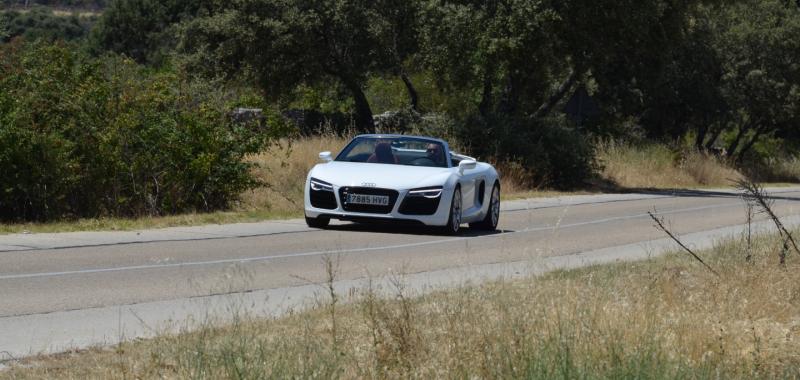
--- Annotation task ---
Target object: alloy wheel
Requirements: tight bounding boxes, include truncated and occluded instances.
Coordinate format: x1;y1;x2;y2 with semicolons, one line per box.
451;189;462;232
490;186;500;228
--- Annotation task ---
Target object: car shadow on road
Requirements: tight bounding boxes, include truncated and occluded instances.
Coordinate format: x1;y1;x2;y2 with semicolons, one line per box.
324;222;511;237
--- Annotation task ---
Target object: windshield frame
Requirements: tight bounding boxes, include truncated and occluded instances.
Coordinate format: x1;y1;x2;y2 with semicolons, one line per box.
335;136;452;168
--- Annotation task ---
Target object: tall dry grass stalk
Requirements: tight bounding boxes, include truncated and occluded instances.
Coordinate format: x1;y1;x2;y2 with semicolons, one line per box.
6;231;800;379
239;134;351;216
598;140;742;189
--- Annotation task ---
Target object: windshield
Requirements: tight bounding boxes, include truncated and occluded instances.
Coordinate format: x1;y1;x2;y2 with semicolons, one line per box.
335;137;449;168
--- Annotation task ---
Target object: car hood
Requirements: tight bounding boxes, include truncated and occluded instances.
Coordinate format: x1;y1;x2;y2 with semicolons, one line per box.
310;162;452;189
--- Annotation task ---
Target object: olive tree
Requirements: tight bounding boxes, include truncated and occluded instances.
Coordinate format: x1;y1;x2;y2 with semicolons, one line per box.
181;0;420;133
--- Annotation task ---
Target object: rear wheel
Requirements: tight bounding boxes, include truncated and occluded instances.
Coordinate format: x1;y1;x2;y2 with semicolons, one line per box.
470;183;500;231
305;215;330;229
442;187;462;235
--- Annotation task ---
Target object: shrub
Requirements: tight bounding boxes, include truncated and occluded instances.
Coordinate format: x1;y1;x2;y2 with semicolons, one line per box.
458;115;598;189
0;40;282;221
0;7;94;43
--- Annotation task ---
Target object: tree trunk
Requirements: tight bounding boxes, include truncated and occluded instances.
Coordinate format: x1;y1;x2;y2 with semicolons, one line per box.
344;80;375;134
704;126;724;150
533;69;579;119
695;122;709;151
736;125;767;163
726;125;748;159
478;76;493;119
399;70;419;112
497;73;519;115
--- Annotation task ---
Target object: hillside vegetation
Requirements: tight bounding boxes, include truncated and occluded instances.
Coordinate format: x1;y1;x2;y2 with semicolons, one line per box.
1;0;799;223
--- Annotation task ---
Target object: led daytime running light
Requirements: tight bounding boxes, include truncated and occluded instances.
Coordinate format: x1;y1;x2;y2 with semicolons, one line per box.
408;187;442;198
310;178;334;191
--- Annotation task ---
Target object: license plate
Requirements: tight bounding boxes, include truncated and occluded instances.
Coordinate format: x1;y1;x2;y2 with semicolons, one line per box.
347;193;389;206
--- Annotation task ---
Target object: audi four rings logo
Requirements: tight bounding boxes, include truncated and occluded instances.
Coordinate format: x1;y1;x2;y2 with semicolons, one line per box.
361;182;377;187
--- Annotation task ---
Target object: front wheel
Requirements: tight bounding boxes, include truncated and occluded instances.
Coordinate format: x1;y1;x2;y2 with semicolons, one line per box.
442;187;462;235
305;215;330;229
470;183;500;231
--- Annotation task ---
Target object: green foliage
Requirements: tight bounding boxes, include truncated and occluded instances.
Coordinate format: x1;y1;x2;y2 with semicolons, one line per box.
88;0;209;64
180;0;426;133
638;0;800;161
6;0;800;200
420;0;561;117
715;0;800;159
0;7;94;42
413;0;702;187
0;16;7;39
0;40;281;221
290;82;354;115
462;115;598;189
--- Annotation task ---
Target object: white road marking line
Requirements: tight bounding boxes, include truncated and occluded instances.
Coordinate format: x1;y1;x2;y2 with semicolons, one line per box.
0;200;764;281
518;201;743;233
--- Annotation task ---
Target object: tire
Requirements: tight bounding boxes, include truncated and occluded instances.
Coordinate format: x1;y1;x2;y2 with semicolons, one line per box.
305;215;330;229
442;187;462;235
470;183;500;231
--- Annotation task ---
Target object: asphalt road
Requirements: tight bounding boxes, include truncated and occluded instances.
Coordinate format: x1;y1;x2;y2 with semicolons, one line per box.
2;187;800;321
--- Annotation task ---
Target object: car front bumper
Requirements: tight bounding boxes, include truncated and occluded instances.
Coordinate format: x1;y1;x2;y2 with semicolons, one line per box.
304;184;453;227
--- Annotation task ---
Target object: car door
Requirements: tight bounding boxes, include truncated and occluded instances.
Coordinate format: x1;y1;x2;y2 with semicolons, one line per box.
458;165;481;212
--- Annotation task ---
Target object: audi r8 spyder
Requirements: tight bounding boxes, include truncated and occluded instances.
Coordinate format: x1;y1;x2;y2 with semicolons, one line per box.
304;134;500;234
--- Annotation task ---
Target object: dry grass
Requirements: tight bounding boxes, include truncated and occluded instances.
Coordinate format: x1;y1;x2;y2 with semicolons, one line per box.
598;140;743;189
745;156;800;183
0;211;274;235
239;134;351;216
4;230;800;379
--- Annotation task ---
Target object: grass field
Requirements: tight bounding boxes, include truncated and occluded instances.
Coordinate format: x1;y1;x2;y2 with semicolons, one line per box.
3;226;799;379
0;136;793;235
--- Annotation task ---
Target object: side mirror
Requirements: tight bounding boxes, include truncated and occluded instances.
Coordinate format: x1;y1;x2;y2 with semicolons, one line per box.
458;159;477;174
319;151;333;162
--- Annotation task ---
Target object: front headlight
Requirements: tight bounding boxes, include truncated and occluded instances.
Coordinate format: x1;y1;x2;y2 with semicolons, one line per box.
407;186;443;199
310;177;334;192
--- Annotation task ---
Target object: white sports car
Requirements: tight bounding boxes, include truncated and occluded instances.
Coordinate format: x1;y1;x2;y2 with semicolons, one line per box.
304;134;500;234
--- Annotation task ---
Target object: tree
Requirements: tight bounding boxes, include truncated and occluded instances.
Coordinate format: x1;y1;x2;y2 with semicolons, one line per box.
714;0;800;161
638;5;729;146
1;7;92;43
89;0;210;64
420;0;561;119
182;0;409;133
554;0;704;127
371;0;424;111
419;0;704;124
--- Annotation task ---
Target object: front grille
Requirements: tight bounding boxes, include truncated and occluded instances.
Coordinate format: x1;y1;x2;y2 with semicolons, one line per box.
339;187;398;214
399;195;441;215
310;188;337;209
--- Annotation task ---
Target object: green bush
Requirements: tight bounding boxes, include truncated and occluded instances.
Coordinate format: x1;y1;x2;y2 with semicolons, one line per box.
0;40;280;221
459;115;598;189
0;7;94;43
